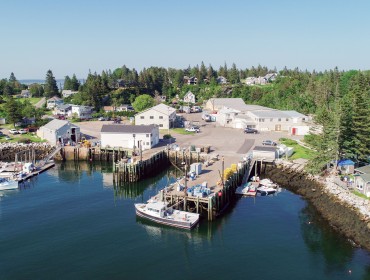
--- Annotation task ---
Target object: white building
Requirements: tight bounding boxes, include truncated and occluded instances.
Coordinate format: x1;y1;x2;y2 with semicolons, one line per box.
53;104;72;116
183;91;196;104
37;119;80;145
70;105;94;119
62;90;78;98
100;124;159;150
47;96;63;109
135;104;176;130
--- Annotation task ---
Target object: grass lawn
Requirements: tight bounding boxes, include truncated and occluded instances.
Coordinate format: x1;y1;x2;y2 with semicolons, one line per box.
18;97;43;105
170;128;195;135
352;190;369;200
0;133;46;143
279;138;316;160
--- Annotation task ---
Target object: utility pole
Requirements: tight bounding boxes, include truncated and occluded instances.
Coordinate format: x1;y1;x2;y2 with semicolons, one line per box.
222;156;225;187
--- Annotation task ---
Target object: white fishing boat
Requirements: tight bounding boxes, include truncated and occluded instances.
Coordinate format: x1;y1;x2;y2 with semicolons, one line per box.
0;177;18;191
257;185;277;195
259;178;278;188
135;200;200;230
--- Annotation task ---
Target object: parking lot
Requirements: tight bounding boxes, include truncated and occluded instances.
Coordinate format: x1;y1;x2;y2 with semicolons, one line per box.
77;113;303;162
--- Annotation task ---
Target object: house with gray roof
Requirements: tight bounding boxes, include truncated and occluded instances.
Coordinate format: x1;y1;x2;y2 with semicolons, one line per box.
36;119;80;145
100;124;159;150
354;165;370;197
135;104;176;129
53;104;72;116
20;90;31;98
47;96;63;109
247;109;309;133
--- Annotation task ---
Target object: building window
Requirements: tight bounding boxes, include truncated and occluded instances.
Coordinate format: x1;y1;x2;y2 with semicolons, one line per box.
278;118;281;122
150;116;154;119
302;118;305;121
159;124;163;127
270;118;273;122
159;116;163;119
140;116;144;119
146;134;149;137
286;118;289;121
146;142;149;145
260;118;264;122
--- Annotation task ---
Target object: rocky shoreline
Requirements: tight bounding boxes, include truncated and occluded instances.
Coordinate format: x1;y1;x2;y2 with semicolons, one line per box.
264;162;370;251
0;143;54;161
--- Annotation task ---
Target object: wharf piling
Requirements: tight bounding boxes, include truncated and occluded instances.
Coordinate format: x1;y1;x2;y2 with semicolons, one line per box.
113;150;170;184
163;159;255;221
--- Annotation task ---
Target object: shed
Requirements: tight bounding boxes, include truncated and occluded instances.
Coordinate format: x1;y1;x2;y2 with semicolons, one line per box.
190;163;202;175
337;159;355;174
252;146;278;161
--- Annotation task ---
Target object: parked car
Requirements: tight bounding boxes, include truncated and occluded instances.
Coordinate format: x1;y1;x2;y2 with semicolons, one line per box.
262;140;277;146
5;136;11;141
98;117;107;121
185;127;200;133
244;128;258;134
9;129;19;134
18;129;27;134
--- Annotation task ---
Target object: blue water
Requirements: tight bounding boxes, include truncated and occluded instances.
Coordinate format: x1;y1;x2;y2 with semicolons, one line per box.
0;163;369;279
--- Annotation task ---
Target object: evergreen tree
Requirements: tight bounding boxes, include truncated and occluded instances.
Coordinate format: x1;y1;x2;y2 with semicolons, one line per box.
350;73;370;162
63;75;72;90
44;70;59;98
228;63;240;84
9;72;17;83
70;74;80;91
4;97;22;127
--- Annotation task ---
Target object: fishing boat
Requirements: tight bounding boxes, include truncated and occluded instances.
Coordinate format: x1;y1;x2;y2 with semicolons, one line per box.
259;178;278;188
0;177;18;191
135;200;200;230
257;185;277;195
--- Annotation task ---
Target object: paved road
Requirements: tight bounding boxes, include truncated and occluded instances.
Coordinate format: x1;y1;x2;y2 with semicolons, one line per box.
34;97;46;108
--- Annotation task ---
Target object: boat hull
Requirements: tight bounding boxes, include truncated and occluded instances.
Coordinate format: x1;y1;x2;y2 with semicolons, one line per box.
135;206;199;230
0;180;18;191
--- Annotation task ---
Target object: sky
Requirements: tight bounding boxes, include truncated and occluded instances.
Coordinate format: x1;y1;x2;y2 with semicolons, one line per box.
1;0;370;79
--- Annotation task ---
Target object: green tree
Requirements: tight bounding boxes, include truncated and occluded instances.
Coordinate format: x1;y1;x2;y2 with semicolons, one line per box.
132;94;155;112
44;70;59;98
29;83;44;97
70;74;80;91
350;74;370;162
63;75;72;90
4;97;22;127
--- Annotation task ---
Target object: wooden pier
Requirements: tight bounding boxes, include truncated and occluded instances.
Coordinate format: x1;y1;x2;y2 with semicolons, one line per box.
159;158;255;221
113;150;170;183
17;161;55;183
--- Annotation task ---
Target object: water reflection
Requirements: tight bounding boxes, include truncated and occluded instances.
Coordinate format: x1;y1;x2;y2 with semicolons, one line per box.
300;203;357;274
113;168;178;199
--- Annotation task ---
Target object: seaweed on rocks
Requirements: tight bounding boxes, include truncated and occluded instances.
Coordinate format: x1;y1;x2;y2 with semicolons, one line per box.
264;165;370;251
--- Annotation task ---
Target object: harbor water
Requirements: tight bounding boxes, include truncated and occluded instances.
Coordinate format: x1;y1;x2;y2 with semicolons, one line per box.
0;162;369;279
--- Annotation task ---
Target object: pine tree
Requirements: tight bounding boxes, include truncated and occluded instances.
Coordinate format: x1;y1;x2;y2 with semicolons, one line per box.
70;74;80;91
63;75;72;90
44;70;59;98
351;73;370;162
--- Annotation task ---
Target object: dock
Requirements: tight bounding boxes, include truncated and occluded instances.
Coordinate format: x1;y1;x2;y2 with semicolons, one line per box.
17;161;55;183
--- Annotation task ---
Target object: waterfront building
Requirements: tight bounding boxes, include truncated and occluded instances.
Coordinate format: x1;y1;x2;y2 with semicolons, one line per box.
100;124;159;150
37;119;80;145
